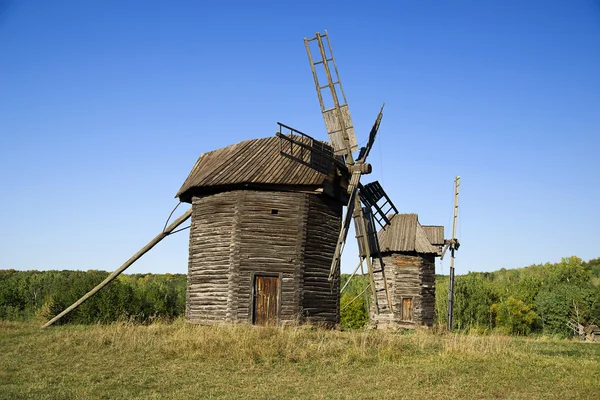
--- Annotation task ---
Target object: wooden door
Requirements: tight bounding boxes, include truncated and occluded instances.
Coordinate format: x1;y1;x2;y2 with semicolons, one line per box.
402;298;413;321
253;276;279;325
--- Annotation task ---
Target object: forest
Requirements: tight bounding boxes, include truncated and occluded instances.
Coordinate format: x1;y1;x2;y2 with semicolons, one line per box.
1;256;599;336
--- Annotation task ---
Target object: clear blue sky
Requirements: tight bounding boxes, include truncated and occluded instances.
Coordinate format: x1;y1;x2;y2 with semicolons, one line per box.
1;1;599;276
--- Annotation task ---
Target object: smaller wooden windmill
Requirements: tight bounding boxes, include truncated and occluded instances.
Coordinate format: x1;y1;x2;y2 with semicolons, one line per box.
440;176;460;331
277;31;399;315
361;178;459;330
367;214;444;329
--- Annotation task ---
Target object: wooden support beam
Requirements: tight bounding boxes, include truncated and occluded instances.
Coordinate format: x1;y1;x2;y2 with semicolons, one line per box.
340;258;364;295
354;193;380;314
41;208;192;328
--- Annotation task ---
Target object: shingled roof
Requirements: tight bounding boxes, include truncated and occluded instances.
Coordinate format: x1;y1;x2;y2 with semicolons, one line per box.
176;136;337;203
378;214;441;255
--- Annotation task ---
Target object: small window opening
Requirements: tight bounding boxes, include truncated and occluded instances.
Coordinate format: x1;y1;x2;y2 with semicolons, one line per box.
271;209;279;215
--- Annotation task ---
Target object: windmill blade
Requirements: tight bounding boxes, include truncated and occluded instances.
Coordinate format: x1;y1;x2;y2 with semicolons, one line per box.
451;176;460;242
447;175;461;332
328;171;361;280
305;31;358;157
357;104;385;162
354;206;379;259
359;181;399;229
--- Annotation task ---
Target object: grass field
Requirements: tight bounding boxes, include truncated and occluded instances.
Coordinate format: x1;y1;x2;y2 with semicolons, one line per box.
1;320;598;399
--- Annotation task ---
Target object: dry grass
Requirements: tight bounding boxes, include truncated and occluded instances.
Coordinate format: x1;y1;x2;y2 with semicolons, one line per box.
1;320;598;399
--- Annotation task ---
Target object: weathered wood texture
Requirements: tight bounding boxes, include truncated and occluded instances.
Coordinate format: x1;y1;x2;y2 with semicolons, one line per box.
301;195;342;324
378;214;438;254
176;137;336;203
371;253;435;329
186;193;235;324
253;276;279;325
235;190;305;324
186;190;341;326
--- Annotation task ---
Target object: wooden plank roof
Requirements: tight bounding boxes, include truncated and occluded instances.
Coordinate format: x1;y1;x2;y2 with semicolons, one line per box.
378;214;440;255
422;226;445;246
176;136;335;202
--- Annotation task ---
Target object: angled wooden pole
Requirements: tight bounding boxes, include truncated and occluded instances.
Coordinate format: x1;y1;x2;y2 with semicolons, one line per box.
340;258;364;295
447;176;460;331
41;208;192;328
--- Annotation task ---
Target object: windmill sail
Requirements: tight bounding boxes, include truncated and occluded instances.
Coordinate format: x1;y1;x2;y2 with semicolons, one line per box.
305;31;358;157
446;176;460;331
359;181;399;229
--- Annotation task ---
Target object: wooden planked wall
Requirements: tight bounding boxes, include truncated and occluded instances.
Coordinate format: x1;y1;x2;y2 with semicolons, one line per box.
187;192;236;324
234;190;306;324
419;254;436;326
186;189;341;326
302;195;342;325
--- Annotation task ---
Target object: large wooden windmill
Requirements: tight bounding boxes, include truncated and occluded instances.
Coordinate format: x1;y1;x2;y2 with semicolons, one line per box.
42;30;397;328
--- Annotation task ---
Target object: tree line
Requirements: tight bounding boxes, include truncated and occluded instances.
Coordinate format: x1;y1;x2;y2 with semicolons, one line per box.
341;256;600;335
1;256;599;335
436;256;600;336
0;270;186;324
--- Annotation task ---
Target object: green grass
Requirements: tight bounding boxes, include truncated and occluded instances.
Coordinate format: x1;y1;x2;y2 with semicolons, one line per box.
1;320;598;399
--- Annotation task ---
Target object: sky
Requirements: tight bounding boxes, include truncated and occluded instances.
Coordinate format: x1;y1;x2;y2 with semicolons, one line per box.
1;1;599;276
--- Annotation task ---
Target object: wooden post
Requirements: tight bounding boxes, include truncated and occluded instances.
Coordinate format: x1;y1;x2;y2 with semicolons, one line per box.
41;208;192;328
359;257;370;315
447;176;460;331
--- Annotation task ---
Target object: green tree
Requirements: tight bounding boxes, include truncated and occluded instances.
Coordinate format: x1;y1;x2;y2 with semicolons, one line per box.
535;284;596;336
340;293;368;330
490;296;539;335
452;272;499;331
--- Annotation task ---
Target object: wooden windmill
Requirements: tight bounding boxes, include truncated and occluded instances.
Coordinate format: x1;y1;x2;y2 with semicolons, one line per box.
277;31;399;315
440;176;460;331
42;30;396;328
367;214;445;329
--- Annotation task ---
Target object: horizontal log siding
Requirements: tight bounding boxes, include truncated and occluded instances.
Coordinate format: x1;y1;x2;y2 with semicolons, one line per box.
186;189;341;326
371;253;435;329
419;254;436;326
235;191;306;323
301;195;342;325
186;193;236;324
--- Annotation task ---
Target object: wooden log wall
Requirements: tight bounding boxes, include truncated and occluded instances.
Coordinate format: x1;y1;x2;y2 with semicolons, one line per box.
420;254;436;326
371;253;436;329
186;189;341;326
234;190;306;324
187;192;236;324
302;195;342;325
